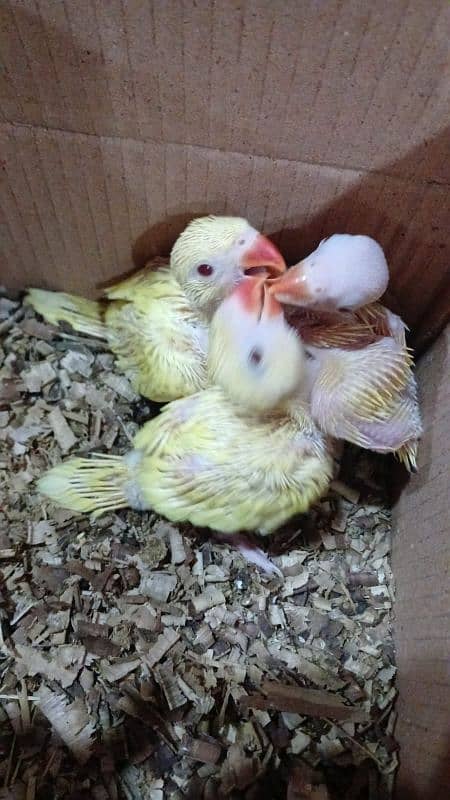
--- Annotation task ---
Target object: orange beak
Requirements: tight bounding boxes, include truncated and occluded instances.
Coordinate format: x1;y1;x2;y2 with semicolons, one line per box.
267;263;313;305
240;234;286;277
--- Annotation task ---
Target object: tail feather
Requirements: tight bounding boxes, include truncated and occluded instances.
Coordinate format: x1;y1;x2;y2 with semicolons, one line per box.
396;441;419;473
37;454;130;517
26;289;107;341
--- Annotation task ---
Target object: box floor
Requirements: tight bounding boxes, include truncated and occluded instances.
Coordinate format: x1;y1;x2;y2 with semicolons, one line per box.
0;296;401;799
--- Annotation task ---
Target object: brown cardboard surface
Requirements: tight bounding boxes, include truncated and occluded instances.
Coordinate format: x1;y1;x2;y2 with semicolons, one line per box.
1;122;449;351
2;1;449;180
1;0;450;350
1;1;450;350
393;326;450;800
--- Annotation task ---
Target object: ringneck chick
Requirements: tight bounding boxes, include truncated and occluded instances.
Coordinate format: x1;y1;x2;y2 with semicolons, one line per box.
268;233;406;349
38;278;333;541
270;233;389;313
27;216;285;402
303;340;422;471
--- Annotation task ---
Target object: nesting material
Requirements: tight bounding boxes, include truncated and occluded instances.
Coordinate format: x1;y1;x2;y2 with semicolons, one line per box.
0;295;399;799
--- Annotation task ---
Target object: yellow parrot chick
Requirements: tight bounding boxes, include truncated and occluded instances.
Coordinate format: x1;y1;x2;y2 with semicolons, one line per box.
26;216;285;402
37;278;333;545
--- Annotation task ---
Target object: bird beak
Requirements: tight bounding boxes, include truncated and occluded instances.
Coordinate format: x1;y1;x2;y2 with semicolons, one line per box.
267;262;312;305
231;276;284;321
261;285;284;319
232;275;266;316
240;234;286;277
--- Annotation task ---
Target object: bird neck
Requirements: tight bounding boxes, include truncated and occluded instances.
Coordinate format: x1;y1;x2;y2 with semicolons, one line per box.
281;352;320;421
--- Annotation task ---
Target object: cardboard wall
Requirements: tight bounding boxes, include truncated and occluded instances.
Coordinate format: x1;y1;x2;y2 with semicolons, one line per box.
1;0;449;352
392;326;450;799
0;2;449;795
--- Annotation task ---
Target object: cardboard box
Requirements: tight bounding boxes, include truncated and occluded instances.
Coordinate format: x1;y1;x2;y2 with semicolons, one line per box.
0;1;449;795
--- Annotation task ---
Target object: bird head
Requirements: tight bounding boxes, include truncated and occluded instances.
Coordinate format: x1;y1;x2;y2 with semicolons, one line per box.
268;234;389;312
170;216;286;314
208;275;305;413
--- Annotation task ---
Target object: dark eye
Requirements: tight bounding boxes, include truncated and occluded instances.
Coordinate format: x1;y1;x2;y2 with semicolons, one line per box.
248;347;263;366
197;264;214;277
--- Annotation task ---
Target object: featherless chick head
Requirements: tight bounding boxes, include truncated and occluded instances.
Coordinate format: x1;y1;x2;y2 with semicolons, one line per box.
270;233;389;312
208;275;305;413
170;215;285;313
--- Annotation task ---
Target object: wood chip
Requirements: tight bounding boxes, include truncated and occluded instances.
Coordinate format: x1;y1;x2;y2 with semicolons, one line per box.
14;644;86;689
241;682;369;723
169;527;187;565
144;629;180;669
36;684;95;764
289;730;312;754
140;572;178;602
47;407;77;452
102;373;138;401
154;664;186;710
331;501;352;532
0;296;399;796
180;735;222;764
190;587;225;614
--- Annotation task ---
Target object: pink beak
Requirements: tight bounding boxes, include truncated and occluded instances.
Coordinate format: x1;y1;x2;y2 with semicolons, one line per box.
230;275;284;319
240;234;286;277
268;263;313;305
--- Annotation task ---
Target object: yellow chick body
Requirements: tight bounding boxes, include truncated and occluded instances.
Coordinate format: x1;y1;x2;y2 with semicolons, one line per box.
39;386;332;534
103;265;209;401
38;278;333;534
27;264;207;402
27;217;285;402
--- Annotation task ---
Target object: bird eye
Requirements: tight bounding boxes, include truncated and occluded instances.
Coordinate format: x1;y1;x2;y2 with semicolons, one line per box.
197;264;214;277
248;347;263;366
238;238;245;246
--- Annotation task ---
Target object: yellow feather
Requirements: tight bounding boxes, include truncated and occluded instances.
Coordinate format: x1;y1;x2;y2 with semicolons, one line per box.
292;301;408;350
26;217;259;403
38;387;333;535
25;289;107;340
396;441;418;472
27;270;208;403
37;455;130;516
104;268;208;402
308;341;422;469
